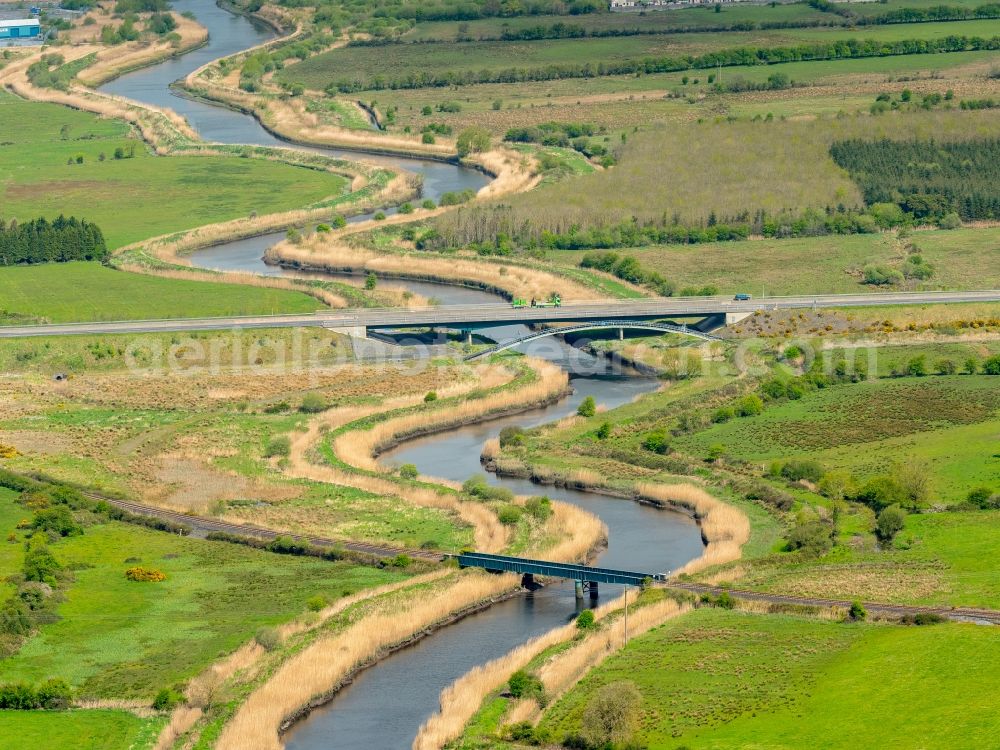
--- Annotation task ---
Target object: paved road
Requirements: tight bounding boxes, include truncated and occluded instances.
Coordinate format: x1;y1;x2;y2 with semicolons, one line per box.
2;290;999;338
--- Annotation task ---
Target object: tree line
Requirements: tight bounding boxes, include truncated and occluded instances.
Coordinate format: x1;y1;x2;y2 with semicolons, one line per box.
0;216;108;266
327;34;1000;91
830;138;1000;221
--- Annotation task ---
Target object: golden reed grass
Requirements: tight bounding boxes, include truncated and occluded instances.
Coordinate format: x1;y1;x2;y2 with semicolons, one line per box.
215;572;519;750
267;235;603;302
331;358;568;472
635;483;750;575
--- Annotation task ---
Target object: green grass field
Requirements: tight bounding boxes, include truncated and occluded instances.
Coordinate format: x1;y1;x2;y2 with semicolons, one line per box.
740;508;1000;607
536;609;1000;749
0;496;405;697
549;226;1000;296
282;18;1000;90
0;709;161;750
0;93;346;248
0;262;322;323
673;375;1000;502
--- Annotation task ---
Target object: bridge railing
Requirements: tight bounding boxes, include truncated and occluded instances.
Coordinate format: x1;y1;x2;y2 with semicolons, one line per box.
456;552;665;586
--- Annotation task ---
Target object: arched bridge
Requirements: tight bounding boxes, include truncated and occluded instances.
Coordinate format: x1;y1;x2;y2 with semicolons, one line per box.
464;321;724;360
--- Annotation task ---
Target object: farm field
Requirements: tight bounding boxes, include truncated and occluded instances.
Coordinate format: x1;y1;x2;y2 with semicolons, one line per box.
531;609;1000;750
0;93;347;248
673;375;1000;503
0;262;323;323
546;226;1000;296
281;18;1000;91
434;108;997;233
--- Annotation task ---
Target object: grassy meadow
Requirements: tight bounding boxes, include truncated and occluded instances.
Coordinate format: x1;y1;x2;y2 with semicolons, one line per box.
544;226;1000;296
445;108;999;229
0;262;323;323
0;709;161;750
0;491;406;698
533;609;1000;750
0;93;347;248
281;18;1000;91
672;374;1000;504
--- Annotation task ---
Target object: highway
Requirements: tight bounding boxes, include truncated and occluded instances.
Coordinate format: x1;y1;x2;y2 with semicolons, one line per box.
1;290;998;338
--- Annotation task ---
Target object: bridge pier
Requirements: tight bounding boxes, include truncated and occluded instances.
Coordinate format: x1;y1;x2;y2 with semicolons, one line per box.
521;572;537;589
462;329;473;345
575;580;599;599
588;581;599;600
617;327;624;340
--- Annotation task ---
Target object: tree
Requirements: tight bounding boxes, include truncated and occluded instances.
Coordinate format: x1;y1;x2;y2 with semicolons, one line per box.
983;355;1000;375
456;127;490;157
935;358;956;375
577;396;596;418
966;486;995;509
876;504;906;543
964;356;979;374
581;681;642;746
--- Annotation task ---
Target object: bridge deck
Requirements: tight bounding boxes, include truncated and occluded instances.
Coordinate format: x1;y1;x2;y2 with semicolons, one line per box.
457;552;664;585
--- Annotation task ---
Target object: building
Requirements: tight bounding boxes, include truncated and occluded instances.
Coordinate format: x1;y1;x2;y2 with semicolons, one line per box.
0;18;41;40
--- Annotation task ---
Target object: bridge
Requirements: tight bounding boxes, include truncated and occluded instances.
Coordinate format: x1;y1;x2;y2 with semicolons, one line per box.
1;290;998;340
464;320;724;359
456;551;664;598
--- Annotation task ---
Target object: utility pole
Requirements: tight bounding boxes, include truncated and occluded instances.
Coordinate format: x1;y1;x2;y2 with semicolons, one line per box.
623;586;629;647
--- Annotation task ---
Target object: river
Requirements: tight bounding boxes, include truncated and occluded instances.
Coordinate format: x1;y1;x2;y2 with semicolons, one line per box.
98;5;704;748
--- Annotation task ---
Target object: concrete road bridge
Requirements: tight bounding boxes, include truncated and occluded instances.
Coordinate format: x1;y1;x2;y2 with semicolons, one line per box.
1;290;998;341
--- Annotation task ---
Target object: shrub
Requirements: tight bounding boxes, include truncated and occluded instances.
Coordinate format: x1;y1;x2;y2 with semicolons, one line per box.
712;406;736;423
299;392;328;413
983;355;1000;375
264;435;291;458
575;609;596;631
935;358;957;375
736;394;764;417
306;595;328;612
854;475;910;511
785;520;833;556
966;486;996;509
23;544;61;584
390;554;411;568
581;681;642;746
508;669;544;701
0;679;71;710
899;612;945;626
152;687;184;711
577;396;596;417
456;126;490;157
423;391;438;402
596;422;611;440
498;425;526;447
254;626;281;652
876;504;906;542
524;496;552;521
398;463;419;480
848;600;867;621
862;263;903;286
779;459;825;483
125;567;166;582
497;505;523;526
30;506;82;537
642;430;670;454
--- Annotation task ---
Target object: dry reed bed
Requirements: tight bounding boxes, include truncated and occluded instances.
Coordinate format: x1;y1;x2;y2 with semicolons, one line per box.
330;358;569;472
636;483;750;575
267;235;602;302
154;570;450;750
76;11;209;87
413;591;687;749
286;362;518;551
215;572;519;750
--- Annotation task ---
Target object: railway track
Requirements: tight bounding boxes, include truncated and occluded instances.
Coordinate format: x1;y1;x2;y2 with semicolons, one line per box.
667;581;1000;625
84;492;446;563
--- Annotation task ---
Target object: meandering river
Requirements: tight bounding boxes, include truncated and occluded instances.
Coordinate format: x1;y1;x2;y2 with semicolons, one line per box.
100;4;704;747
